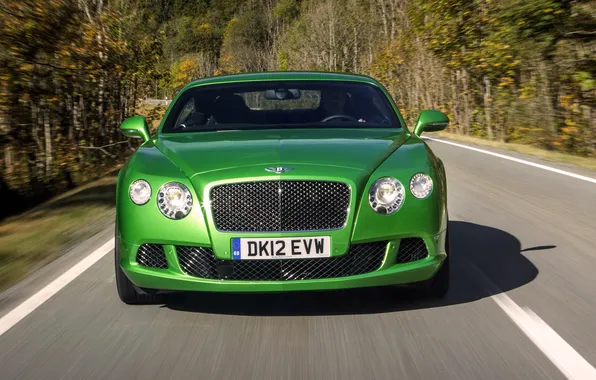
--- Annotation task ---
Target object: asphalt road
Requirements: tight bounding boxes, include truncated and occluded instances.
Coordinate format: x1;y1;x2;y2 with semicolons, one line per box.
1;137;596;380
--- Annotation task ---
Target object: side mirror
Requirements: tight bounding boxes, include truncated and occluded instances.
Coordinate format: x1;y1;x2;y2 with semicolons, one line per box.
120;116;151;143
413;110;449;137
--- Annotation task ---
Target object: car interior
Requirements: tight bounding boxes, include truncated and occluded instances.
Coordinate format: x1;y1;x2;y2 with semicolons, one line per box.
166;82;398;133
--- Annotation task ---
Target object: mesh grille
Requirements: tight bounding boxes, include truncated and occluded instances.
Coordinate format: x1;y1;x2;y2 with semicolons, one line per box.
396;238;428;263
210;180;350;232
177;241;387;281
136;244;168;269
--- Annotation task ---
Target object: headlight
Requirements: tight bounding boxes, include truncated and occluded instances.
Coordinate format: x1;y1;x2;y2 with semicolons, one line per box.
369;177;405;214
157;182;193;219
410;173;433;199
129;180;151;205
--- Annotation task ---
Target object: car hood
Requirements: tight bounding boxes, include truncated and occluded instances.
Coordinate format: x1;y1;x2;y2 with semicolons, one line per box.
155;128;408;178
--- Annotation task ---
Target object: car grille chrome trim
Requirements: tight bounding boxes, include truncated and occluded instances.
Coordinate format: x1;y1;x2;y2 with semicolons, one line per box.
209;180;351;232
396;238;429;263
136;244;168;269
176;242;387;281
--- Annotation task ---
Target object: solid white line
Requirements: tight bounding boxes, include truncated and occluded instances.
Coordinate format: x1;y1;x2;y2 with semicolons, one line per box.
466;262;596;380
423;136;596;184
0;238;114;337
493;294;596;380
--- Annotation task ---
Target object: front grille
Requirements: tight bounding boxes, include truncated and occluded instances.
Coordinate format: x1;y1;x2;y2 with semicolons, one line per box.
136;244;168;269
396;238;428;263
177;241;387;281
210;180;350;232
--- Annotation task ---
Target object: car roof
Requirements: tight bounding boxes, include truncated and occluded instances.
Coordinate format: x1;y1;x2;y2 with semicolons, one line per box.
181;71;381;91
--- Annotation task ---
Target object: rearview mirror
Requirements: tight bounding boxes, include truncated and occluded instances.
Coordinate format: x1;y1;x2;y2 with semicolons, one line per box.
413;110;449;137
264;89;301;100
120;116;151;143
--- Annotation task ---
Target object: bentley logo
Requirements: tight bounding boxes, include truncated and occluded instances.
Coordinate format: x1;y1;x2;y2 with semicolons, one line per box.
265;167;293;174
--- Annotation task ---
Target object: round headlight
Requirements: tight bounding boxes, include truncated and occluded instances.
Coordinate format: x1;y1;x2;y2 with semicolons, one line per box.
129;180;151;205
369;177;405;214
410;173;433;199
157;182;193;219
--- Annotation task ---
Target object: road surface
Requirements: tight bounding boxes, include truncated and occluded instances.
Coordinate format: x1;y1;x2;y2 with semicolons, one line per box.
1;137;595;380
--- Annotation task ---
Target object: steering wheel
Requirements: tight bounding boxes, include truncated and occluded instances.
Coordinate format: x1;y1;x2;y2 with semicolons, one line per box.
321;114;358;123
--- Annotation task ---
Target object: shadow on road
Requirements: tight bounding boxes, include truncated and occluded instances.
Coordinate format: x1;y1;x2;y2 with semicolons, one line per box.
162;221;540;316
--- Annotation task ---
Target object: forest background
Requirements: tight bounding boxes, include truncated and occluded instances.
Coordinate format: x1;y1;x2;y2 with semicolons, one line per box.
1;0;594;218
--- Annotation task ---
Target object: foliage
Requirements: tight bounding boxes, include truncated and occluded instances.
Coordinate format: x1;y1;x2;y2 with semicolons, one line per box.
1;0;595;218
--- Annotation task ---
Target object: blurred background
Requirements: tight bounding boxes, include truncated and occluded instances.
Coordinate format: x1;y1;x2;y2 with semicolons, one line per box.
0;0;594;289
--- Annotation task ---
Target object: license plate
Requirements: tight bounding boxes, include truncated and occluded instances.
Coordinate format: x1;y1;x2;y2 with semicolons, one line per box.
231;237;331;260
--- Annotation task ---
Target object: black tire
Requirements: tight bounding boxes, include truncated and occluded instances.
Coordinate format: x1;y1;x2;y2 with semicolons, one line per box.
115;225;160;305
419;228;450;298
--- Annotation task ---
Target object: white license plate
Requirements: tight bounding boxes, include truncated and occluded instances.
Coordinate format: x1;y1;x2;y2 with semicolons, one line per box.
231;237;331;260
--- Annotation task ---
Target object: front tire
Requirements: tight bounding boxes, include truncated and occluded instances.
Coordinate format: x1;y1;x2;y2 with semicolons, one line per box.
115;225;159;305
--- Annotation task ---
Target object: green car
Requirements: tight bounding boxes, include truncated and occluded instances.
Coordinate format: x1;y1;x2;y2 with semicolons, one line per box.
115;71;450;304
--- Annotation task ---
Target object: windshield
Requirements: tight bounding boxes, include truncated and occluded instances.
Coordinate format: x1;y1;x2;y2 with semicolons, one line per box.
162;81;401;133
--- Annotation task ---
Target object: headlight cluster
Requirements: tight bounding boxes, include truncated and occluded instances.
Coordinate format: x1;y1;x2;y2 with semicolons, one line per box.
129;180;193;220
410;173;433;199
369;177;404;214
369;173;433;214
129;180;151;205
157;182;193;219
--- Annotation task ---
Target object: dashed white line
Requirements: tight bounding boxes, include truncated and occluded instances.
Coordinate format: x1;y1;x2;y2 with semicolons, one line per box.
466;262;596;380
423;136;596;184
493;294;596;380
0;238;114;337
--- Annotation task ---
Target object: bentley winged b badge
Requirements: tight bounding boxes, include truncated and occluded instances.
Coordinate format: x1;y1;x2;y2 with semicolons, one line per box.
265;167;294;174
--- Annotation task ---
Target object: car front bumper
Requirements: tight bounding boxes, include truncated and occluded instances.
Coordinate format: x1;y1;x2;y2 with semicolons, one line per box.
118;230;447;293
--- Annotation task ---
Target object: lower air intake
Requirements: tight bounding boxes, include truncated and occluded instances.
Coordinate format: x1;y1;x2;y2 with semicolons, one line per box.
136;244;168;269
396;238;429;263
176;242;387;281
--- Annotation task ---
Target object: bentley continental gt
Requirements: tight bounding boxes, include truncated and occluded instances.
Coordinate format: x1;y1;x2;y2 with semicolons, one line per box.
116;71;450;304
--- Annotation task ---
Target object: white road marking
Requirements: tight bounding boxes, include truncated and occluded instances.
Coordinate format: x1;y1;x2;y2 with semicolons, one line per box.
493;294;596;380
466;262;596;380
0;238;114;337
423;136;596;184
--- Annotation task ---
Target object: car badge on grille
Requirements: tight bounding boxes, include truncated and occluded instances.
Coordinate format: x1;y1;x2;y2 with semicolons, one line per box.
265;167;293;174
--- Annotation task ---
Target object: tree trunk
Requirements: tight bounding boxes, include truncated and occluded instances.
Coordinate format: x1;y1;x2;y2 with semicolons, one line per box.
132;75;138;112
32;103;41;151
353;25;358;72
462;69;471;135
44;107;52;177
377;0;389;38
453;71;461;134
71;92;80;141
483;75;493;140
80;95;88;141
4;144;13;175
96;0;106;134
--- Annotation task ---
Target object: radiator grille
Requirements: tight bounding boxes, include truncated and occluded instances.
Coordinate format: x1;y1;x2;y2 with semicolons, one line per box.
210;180;350;232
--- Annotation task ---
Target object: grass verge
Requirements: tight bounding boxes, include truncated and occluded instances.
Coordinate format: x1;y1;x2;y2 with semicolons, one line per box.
433;131;596;172
0;172;118;291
